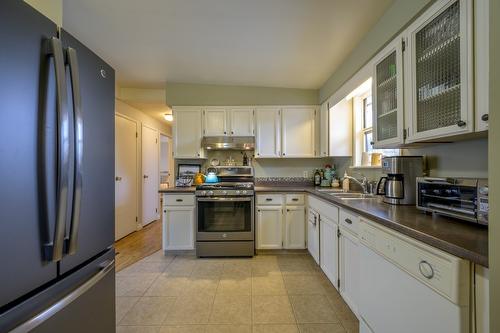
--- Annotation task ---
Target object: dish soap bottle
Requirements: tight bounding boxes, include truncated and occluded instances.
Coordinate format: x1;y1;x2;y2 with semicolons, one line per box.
342;171;350;191
314;169;321;186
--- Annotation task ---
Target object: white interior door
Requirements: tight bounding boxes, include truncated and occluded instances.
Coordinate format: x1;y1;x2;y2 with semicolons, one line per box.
142;124;159;226
115;115;138;240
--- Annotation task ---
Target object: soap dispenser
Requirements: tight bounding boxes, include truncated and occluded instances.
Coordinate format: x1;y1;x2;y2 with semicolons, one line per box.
342;172;350;191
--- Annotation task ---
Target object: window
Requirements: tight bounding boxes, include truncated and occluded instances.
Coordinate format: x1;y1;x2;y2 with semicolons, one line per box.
351;79;399;167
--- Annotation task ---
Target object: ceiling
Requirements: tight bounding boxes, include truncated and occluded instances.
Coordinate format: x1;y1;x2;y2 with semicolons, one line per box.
63;0;393;89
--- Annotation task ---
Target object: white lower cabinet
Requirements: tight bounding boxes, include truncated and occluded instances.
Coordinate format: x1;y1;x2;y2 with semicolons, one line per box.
307;209;320;264
339;226;359;317
162;194;195;251
256;206;283;249
320;214;339;290
256;194;305;250
284;206;306;249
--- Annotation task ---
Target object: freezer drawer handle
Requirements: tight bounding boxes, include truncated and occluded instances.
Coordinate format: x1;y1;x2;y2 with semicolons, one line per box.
66;47;83;256
10;259;115;333
44;37;70;262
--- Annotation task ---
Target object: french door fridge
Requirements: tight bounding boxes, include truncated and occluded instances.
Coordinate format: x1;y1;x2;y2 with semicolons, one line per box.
0;1;115;332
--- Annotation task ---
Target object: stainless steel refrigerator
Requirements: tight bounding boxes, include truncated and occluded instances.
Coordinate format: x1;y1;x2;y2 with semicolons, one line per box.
0;1;115;332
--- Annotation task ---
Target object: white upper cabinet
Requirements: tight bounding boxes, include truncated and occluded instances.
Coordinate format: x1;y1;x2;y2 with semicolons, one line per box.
319;102;329;157
405;0;473;142
173;107;203;158
229;108;254;136
373;36;405;148
474;0;489;132
281;107;316;158
203;107;227;136
255;108;281;158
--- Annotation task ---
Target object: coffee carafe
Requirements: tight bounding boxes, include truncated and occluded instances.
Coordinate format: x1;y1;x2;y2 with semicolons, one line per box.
376;156;423;205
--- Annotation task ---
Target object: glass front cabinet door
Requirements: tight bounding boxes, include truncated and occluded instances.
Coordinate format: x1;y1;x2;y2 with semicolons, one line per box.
372;37;405;148
405;0;473;142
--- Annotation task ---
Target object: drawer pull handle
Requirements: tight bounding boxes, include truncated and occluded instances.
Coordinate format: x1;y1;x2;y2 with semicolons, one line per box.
344;218;352;224
176;199;183;202
418;260;434;279
266;198;273;201
292;198;299;202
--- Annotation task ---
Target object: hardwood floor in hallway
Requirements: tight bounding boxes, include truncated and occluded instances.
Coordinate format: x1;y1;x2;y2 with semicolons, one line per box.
115;220;162;272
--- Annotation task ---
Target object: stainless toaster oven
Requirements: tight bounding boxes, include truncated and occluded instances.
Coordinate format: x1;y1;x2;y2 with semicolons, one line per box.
416;177;488;225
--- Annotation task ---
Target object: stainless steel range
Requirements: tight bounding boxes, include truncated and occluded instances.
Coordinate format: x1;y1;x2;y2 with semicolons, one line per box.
195;166;255;257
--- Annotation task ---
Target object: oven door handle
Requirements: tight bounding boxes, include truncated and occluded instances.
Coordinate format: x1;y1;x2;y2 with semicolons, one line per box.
197;197;252;202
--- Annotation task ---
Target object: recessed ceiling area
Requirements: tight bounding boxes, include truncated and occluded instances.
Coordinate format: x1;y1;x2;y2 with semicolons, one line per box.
63;0;393;89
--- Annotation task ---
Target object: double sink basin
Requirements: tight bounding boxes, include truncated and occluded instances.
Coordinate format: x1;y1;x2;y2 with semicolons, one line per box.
315;188;377;200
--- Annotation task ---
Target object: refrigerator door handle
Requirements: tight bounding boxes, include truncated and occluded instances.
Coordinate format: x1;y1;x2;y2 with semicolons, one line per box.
45;37;70;262
65;47;83;255
9;259;115;333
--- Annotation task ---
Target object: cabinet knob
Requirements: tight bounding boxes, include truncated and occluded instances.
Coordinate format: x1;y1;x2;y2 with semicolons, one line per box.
224;131;227;135
197;153;200;157
370;141;374;146
481;114;489;122
344;218;352;225
143;175;149;179
457;120;467;127
231;131;234;135
282;153;285;156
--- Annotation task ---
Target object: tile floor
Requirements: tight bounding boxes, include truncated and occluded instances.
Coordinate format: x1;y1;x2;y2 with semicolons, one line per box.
116;251;359;333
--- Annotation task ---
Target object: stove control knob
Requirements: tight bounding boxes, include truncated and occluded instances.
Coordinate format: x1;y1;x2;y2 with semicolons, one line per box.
222;190;228;195
242;190;247;195
208;191;214;196
201;191;207;196
235;190;241;195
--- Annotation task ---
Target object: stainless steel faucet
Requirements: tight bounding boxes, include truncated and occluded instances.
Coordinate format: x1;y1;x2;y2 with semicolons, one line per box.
343;174;369;193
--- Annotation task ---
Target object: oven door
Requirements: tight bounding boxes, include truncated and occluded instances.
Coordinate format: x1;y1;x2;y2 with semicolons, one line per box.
197;196;254;241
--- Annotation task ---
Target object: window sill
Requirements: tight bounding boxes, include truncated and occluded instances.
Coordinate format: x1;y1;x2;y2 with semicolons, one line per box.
349;165;382;170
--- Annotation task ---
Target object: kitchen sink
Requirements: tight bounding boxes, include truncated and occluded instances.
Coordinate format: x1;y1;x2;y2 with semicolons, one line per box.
316;188;345;193
329;192;377;199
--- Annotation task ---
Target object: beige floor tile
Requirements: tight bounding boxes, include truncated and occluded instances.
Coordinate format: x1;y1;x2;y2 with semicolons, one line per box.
116;296;140;323
279;262;314;276
252;324;299;333
283;275;325;295
336;304;358;322
252;296;296;324
289;295;338;324
120;296;176;325
298;323;346;333
159;325;206;333
145;276;189;296
222;261;252;277
164;259;197;277
164;294;214;324
119;262;169;275
206;324;252;333
142;251;176;264
251;262;282;277
116;273;159;296
217;277;252;295
192;261;225;277
209;294;252;324
252;276;286;295
116;326;160;333
341;320;359;333
183;276;220;297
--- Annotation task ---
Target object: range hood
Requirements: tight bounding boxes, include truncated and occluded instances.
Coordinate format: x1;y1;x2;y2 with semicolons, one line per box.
202;136;255;151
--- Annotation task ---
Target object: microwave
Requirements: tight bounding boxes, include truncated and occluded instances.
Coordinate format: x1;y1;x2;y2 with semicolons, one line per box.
416;177;488;225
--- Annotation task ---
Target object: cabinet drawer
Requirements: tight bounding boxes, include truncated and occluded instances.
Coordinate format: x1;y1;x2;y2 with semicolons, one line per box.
339;209;359;235
257;194;284;205
308;195;339;222
286;194;305;205
163;194;195;206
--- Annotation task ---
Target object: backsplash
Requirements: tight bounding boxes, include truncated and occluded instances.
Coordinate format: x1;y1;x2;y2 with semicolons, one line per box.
255;177;313;185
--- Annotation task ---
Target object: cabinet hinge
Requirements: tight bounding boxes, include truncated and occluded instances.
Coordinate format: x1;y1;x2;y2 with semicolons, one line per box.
403;128;407;140
155;208;158;213
136;216;138;222
156;138;158;144
337;278;340;288
402;38;406;52
136;132;138;138
337;229;341;238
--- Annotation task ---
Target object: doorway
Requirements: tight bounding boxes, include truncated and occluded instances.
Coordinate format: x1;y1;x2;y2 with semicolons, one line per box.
115;114;138;241
142;124;159;226
160;134;174;188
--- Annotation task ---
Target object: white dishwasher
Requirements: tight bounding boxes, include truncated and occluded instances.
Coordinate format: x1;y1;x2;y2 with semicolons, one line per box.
359;219;470;333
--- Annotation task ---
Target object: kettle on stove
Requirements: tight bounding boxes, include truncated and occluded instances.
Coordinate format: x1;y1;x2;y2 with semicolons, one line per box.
205;167;219;183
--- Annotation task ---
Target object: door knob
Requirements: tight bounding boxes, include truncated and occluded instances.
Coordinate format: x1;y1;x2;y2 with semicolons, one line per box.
115;176;122;181
143;175;149;179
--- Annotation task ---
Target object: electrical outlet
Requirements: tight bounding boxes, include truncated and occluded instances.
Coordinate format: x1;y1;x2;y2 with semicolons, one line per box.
303;171;308;178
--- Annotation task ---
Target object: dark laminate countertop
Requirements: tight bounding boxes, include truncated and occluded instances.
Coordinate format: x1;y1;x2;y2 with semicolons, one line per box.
159;186;196;193
256;184;489;267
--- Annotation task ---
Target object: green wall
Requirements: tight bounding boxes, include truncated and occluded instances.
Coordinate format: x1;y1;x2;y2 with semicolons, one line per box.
489;0;499;329
165;82;318;106
319;0;432;102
